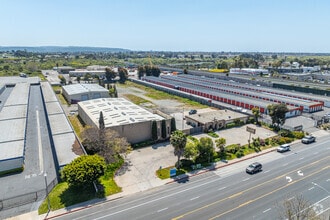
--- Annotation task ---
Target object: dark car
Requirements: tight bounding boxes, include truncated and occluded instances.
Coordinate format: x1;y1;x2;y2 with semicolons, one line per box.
246;162;262;174
189;109;197;115
301;135;316;144
277;144;290;153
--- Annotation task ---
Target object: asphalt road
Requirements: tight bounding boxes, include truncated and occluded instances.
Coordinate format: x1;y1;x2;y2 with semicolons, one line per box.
55;136;330;220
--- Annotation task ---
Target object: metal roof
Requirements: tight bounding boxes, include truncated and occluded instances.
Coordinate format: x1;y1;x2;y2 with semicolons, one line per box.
78;98;164;128
62;84;108;96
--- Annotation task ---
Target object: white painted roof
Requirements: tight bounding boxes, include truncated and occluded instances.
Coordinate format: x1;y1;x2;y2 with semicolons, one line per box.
78;98;164;128
62;84;108;96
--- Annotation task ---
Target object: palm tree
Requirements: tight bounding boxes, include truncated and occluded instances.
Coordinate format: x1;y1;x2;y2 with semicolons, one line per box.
215;138;226;154
170;130;187;168
252;107;261;125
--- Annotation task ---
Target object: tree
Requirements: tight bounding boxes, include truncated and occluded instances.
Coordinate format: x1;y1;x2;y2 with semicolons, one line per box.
77;76;81;83
276;194;319;220
267;103;288;130
161;120;167;139
137;66;145;79
118;67;128;83
81;127;131;164
252;107;261;125
105;67;116;82
183;141;198;163
170;130;187;168
61;155;106;188
99;111;105;130
170;117;176;133
152;120;158;141
197;137;214;163
215;137;226;153
183;68;188;74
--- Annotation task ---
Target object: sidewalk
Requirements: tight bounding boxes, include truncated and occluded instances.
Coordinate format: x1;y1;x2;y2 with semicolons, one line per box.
11;129;330;220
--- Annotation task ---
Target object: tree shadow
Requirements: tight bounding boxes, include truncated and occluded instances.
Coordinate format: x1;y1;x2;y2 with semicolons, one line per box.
172;174;190;184
59;182;106;210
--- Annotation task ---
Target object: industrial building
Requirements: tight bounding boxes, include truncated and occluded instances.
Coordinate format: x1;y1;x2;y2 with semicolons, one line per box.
144;74;325;116
0;78;37;173
78;98;172;144
62;83;109;104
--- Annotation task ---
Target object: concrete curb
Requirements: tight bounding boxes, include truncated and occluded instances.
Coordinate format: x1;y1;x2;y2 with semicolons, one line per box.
166;148;276;184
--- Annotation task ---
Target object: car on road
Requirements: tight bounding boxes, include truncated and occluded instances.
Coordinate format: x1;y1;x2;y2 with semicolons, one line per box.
277;144;290;153
246;162;262;174
189;109;197;115
301;135;316;144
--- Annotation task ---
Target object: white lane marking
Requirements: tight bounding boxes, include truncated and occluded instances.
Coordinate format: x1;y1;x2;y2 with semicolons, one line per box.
25;175;30;179
282;163;288;166
91;177;222;220
242;178;250;182
190;196;200;201
36;110;44;174
297;170;304;176
157;207;168;213
326;179;330;182
313;152;318;155
286;176;292;183
308;187;315;191
263;208;271;213
288;196;294;201
218;187;227;191
299;157;304;160
264;170;270;174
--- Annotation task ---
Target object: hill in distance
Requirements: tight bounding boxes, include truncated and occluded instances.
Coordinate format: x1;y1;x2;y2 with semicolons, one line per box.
0;46;130;53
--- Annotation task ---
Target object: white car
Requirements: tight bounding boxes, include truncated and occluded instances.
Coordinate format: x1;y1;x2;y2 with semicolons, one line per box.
277;144;290;153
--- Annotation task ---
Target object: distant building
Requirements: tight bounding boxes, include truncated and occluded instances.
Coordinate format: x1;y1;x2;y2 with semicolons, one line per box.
68;70;106;77
55;66;75;74
62;83;109;104
78;98;172;144
230;68;269;75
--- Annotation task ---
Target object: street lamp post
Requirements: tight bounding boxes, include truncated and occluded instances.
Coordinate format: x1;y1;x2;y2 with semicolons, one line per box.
44;173;51;212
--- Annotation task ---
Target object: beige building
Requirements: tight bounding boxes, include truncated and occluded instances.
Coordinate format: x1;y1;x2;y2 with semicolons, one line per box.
78;98;173;144
185;109;249;132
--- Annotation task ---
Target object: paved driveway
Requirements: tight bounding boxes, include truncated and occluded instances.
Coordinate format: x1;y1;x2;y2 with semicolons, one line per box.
114;124;278;195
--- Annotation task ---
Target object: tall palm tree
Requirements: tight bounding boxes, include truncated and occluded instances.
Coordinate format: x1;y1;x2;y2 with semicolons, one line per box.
170;130;187;168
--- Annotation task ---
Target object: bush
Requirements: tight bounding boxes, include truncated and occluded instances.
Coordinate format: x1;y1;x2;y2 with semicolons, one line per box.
226;144;240;154
292;131;305;139
207;132;219;138
235;149;245;158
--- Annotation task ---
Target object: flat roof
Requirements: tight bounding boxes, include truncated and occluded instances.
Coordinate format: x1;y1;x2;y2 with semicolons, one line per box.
160;75;321;107
48;114;73;135
62;83;108;96
4;83;30;106
46;102;64;115
0;118;25;143
186;109;248;124
0;76;40;84
0;105;27;120
41;82;58;103
0;140;24;160
78;98;164;128
52;132;79;167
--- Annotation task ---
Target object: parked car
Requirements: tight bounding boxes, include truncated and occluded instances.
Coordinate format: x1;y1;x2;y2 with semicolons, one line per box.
301;135;316;144
246;162;262;174
277;144;290;153
189;109;197;115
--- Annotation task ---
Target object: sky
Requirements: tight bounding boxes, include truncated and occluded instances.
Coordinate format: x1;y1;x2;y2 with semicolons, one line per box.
0;0;329;53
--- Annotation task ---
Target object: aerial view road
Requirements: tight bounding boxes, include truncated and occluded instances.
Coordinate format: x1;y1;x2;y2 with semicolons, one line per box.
54;136;330;220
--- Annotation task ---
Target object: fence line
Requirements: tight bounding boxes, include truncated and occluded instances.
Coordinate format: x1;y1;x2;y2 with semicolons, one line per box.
0;177;57;211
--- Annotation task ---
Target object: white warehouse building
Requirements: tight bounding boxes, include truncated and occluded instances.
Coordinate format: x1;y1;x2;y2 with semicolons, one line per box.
62;83;109;104
78;98;172;144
